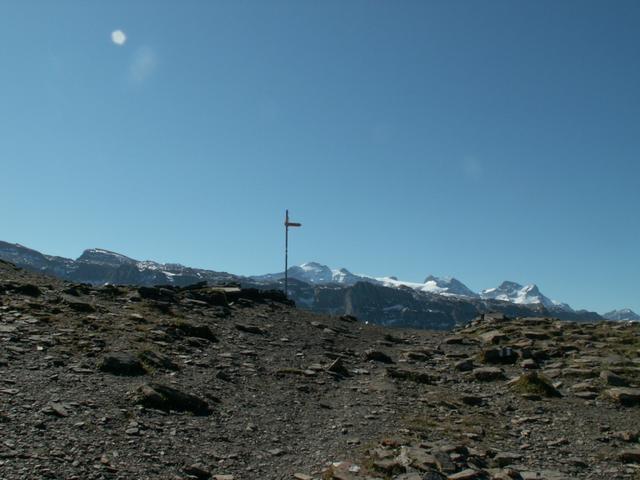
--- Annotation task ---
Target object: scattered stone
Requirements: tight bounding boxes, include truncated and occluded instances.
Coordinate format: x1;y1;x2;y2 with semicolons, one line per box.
183;463;211;479
387;367;435;384
293;474;313;480
235;323;268;335
43;402;69;418
172;321;218;342
326;358;350;377
472;367;505;382
492;452;523;467
447;468;486;479
138;350;179;371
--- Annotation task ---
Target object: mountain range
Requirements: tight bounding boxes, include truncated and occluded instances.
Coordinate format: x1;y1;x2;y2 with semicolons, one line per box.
0;241;237;287
252;261;572;310
1;240;631;329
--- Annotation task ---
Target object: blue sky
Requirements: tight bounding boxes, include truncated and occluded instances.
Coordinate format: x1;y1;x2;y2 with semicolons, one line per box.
1;1;638;314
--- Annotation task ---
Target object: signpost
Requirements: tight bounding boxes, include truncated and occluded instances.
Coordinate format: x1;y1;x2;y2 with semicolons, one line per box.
284;209;301;298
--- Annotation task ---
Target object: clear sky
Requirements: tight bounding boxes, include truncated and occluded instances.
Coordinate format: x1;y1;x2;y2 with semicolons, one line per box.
1;1;638;314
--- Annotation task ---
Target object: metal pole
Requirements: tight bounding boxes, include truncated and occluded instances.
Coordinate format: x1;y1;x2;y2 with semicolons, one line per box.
284;209;288;298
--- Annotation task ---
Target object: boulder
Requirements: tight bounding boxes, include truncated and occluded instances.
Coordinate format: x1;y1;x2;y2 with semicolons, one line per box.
600;370;629;387
364;349;394;364
455;359;475;372
508;372;561;398
134;383;211;415
604;388;640;407
171;321;218;342
618;449;640;463
479;347;518;365
138;286;177;302
14;284;42;297
99;353;146;376
64;298;96;313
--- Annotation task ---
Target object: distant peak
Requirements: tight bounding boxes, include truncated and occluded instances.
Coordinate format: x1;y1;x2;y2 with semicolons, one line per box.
498;280;523;290
522;284;540;294
77;248;135;265
300;261;325;268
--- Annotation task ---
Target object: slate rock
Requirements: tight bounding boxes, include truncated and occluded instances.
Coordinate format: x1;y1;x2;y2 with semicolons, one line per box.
479;347;518;365
183;463;211;479
364;349;394;364
14;284;42;297
99;353;147;376
138;350;179;371
455;359;475;372
605;388;640;406
600;370;629;387
172;321;218;342
134;383;211;415
618;449;640;463
472;367;506;382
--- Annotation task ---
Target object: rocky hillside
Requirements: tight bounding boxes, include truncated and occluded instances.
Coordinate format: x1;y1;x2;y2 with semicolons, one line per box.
1;259;639;479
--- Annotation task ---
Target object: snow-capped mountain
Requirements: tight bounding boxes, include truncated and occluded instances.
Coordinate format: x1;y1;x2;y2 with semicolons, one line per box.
254;262;477;298
251;262;371;286
253;262;576;309
424;275;479;298
603;309;640;321
480;281;572;311
375;275;478;298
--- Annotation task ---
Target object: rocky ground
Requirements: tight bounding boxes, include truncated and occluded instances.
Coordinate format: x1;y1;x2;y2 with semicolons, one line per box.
1;259;639;480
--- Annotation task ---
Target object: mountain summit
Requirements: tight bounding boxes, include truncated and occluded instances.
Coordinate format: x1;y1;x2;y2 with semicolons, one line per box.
423;275;479;298
480;281;572;311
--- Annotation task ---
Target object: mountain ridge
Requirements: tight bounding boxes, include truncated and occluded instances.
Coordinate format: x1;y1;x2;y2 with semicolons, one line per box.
0;240;607;328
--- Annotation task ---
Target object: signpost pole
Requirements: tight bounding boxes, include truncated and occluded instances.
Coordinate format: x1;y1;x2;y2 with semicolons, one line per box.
284;210;289;297
283;209;301;299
